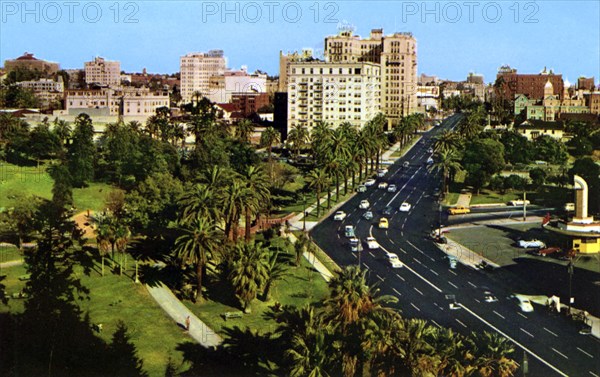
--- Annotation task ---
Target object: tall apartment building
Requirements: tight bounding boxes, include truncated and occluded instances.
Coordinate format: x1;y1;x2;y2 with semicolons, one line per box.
496;65;564;101
84;57;121;87
287;61;380;132
325;29;418;124
278;49;315;92
180;50;227;103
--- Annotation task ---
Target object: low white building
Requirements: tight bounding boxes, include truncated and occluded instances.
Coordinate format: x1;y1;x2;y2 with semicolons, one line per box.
207;67;267;103
17;78;64;108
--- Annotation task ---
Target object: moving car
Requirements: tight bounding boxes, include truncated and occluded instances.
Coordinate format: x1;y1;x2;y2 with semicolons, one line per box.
448;206;470;215
333;211;347;221
564;203;575;211
349;237;359;252
363;211;373;220
387;184;397;193
365;179;376;186
382;206;394;216
483;291;498;303
356;185;367;193
359;200;370;209
344;225;356;238
386;253;403;268
377;168;389;177
518;239;546;249
517;298;534;312
448;255;458;269
366;237;379;249
426;157;434;165
508;200;530;206
378;218;389;229
378;182;388;189
428;147;434;154
399;202;411;212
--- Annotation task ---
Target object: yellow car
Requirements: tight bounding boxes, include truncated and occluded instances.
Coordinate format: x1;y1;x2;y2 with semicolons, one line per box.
378;218;389;229
448;206;470;215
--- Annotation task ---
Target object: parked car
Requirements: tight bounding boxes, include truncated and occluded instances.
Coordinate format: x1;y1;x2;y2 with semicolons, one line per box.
378;217;389;229
387;184;397;193
344;225;356;238
386;253;403;268
365;179;376;186
363;211;373;220
382;206;394;216
508;200;530;206
448;206;470;215
356;185;367;193
366;237;379;249
533;246;561;257
399;202;411;212
378;182;388;189
333;211;347;221
518;239;546;249
359;200;370;209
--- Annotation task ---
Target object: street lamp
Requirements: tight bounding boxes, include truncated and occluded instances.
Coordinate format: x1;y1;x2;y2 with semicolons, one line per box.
567;258;574;315
357;238;363;270
438;201;443;239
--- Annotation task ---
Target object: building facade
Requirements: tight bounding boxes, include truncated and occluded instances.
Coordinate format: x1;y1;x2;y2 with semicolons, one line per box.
84;57;121;87
496;65;564;101
514;80;589;122
65;87;168;119
287;61;381;132
180;50;227;103
17;78;64;109
207;68;267;103
4;52;59;75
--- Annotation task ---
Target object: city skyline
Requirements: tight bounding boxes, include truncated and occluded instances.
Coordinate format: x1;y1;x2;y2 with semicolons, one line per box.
1;1;599;83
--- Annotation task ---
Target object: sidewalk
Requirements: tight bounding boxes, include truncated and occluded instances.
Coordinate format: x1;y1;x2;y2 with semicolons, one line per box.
146;282;223;347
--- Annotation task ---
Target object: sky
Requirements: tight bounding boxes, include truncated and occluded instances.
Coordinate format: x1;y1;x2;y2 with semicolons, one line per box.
1;0;599;84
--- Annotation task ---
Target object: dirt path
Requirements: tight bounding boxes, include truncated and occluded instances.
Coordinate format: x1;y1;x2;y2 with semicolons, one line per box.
72;211;95;239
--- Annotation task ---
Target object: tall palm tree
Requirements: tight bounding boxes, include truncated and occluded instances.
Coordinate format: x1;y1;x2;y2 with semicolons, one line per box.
179;183;222;224
307;168;329;217
433;130;461;154
471;332;519;377
287;124;310;159
229;241;270;312
260;126;281;162
240;165;270;241
262;248;290;301
432;327;472;377
222;180;246;242
311;121;333;165
235;119;255;143
429;149;463;194
401;318;437;375
52;118;72;147
174;216;220;302
362;310;408;376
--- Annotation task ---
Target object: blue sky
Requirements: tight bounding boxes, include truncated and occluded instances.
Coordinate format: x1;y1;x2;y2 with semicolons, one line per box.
1;1;599;84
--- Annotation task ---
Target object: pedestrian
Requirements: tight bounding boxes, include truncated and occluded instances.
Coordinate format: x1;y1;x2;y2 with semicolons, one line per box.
185;315;190;331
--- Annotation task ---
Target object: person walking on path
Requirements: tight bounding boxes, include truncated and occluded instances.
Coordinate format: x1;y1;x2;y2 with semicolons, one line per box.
185;315;191;331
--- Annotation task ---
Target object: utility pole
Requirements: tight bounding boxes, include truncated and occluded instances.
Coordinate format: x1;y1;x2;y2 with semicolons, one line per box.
523;191;527;221
568;258;574;315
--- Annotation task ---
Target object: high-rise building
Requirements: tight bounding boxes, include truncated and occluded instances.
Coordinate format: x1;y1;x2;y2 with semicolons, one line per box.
287;61;380;132
84;57;121;87
495;65;564;101
325;29;418;124
278;49;315;92
180;50;227;103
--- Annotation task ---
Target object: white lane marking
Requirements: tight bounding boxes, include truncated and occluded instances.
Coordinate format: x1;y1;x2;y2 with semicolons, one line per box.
449;270;457;276
385;167;423;207
396;273;405;282
520;328;534;338
448;281;458;289
378;243;443;293
590;371;599;377
392;287;402;296
429;269;439;276
363;264;370;270
474;299;481;303
551;348;569;360
455;319;467;328
369;251;375;257
351;253;357;259
517;312;528;319
376;274;384;282
399;248;407;254
459;304;568;377
410;303;420;312
406;240;436;262
468;281;477;288
432;320;441;328
543;327;558;337
493;311;505;319
413;257;422;264
414;287;424;296
577;347;594;358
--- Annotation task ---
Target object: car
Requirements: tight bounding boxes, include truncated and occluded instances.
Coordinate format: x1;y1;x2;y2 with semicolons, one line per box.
333;211;347;221
448;255;458;269
387;184;397;192
386;253;403;268
366;237;379;249
448;206;470;215
518;239;546;249
403;161;410;168
378;182;388;189
365;179;376;186
349;237;359;251
517;298;534;312
428;147;433;154
344;225;356;238
377;168;389;177
426;157;434;165
483;291;498;303
508;200;531;206
382;206;394;216
359;200;370;209
533;246;561;256
378;217;389;229
363;211;373;220
564;203;575;211
356;185;367;193
399;202;411;212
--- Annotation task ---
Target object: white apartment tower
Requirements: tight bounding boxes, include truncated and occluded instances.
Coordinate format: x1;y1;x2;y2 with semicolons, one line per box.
325;29;418;124
84;57;121;87
287;61;381;132
180;50;227;103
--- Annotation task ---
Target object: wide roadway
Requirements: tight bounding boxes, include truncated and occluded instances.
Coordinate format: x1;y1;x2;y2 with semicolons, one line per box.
310;115;600;377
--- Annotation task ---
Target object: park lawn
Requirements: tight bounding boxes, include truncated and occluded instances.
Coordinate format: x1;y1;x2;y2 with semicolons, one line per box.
469;190;528;205
0;261;191;377
0;245;24;263
0;162;113;212
390;136;420;158
443;193;460;206
186;257;329;336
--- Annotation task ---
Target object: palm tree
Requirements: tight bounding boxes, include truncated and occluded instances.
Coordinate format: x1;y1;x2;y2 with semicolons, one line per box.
179;184;221;225
310;121;333;165
235;119;255;143
287;124;310;159
362;310;408;376
429;149;463;194
240;165;270;241
471;332;519;377
174;216;220;301
293;232;310;266
260;126;281;161
433;130;461;154
229;241;270;312
52;118;72;147
222;180;246;242
307;168;329;217
262;248;290;301
432;327;472;377
401;318;437;375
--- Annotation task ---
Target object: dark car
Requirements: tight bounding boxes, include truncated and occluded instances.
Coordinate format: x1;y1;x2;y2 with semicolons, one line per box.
382;206;393;216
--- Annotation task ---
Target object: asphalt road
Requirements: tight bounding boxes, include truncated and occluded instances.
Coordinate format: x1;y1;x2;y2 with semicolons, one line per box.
310;115;600;377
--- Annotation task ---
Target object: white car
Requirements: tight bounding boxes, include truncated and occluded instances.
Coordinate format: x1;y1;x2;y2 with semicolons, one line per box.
366;237;379;249
333;211;347;221
387;184;397;193
359;200;370;209
363;211;373;220
386;253;403;268
399;202;411;212
349;237;359;252
378;182;388;189
518;298;534;312
518;239;546;249
365;179;376;186
377;168;389;177
428;147;434;154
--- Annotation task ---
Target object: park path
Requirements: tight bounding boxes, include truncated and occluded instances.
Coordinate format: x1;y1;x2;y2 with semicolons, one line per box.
455;193;472;207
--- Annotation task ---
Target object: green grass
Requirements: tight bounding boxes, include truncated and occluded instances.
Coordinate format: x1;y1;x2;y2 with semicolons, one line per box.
186;257;330;335
0;245;23;263
443;193;460;206
469;190;528;205
390;136;420;158
0;162;113;212
0;260;191;377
